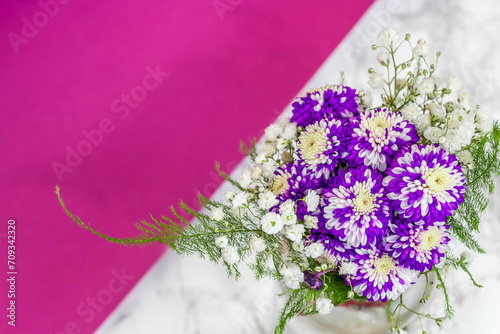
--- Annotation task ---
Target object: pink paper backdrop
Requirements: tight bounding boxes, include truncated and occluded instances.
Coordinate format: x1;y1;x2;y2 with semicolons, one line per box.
0;1;374;333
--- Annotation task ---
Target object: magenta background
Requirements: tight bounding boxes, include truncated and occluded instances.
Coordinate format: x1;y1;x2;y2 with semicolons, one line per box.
0;1;373;333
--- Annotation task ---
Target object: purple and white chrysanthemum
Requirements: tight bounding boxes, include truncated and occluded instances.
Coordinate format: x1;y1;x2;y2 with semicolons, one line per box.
383;144;466;223
323;166;392;248
385;218;450;272
270;161;320;219
297;118;345;181
349;246;417;302
291;85;359;127
344;108;419;171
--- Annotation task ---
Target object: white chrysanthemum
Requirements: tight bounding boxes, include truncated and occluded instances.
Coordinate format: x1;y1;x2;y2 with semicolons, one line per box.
215;235;228;248
221;245;239;264
368;73;385;89
427;102;446;121
316;298;334;315
239;170;253;189
280;264;304;289
304;190;320;212
304;242;325;258
446;76;462;92
413;38;429;56
282;122;297;140
378;28;399;45
418;77;435;94
304;215;319;229
423;126;445;142
257;191;279;210
265;124;282;141
232;192;249;209
250;236;266;253
285;224;305;243
211;207;225;222
377;51;391;66
339;261;358;276
414;113;431;132
261;212;284;235
400;103;420;121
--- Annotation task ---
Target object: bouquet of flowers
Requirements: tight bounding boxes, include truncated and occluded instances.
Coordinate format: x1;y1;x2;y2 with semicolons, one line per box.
56;29;500;334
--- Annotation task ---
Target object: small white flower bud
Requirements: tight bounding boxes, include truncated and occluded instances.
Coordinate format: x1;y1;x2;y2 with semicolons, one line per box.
377;51;391;66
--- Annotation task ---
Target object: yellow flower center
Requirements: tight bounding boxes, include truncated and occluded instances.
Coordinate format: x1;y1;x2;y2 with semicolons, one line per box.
298;123;328;168
423;167;453;193
374;254;395;276
272;174;290;195
353;188;376;215
416;227;443;252
366;113;391;138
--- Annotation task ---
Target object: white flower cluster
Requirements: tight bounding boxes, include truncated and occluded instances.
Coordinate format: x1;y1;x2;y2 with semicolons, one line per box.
372;30;492;162
338;261;358;276
250;117;298;180
214;235;239;265
280;264;304;289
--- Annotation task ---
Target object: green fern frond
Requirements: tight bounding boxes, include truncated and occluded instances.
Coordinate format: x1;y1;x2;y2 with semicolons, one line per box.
434;268;454;319
445;257;483;288
215;162;245;191
447;122;500;252
275;287;318;334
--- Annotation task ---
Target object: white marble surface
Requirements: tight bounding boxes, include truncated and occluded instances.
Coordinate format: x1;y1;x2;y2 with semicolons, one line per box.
96;1;500;333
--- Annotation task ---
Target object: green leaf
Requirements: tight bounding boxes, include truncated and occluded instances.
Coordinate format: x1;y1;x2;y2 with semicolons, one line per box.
322;272;352;306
